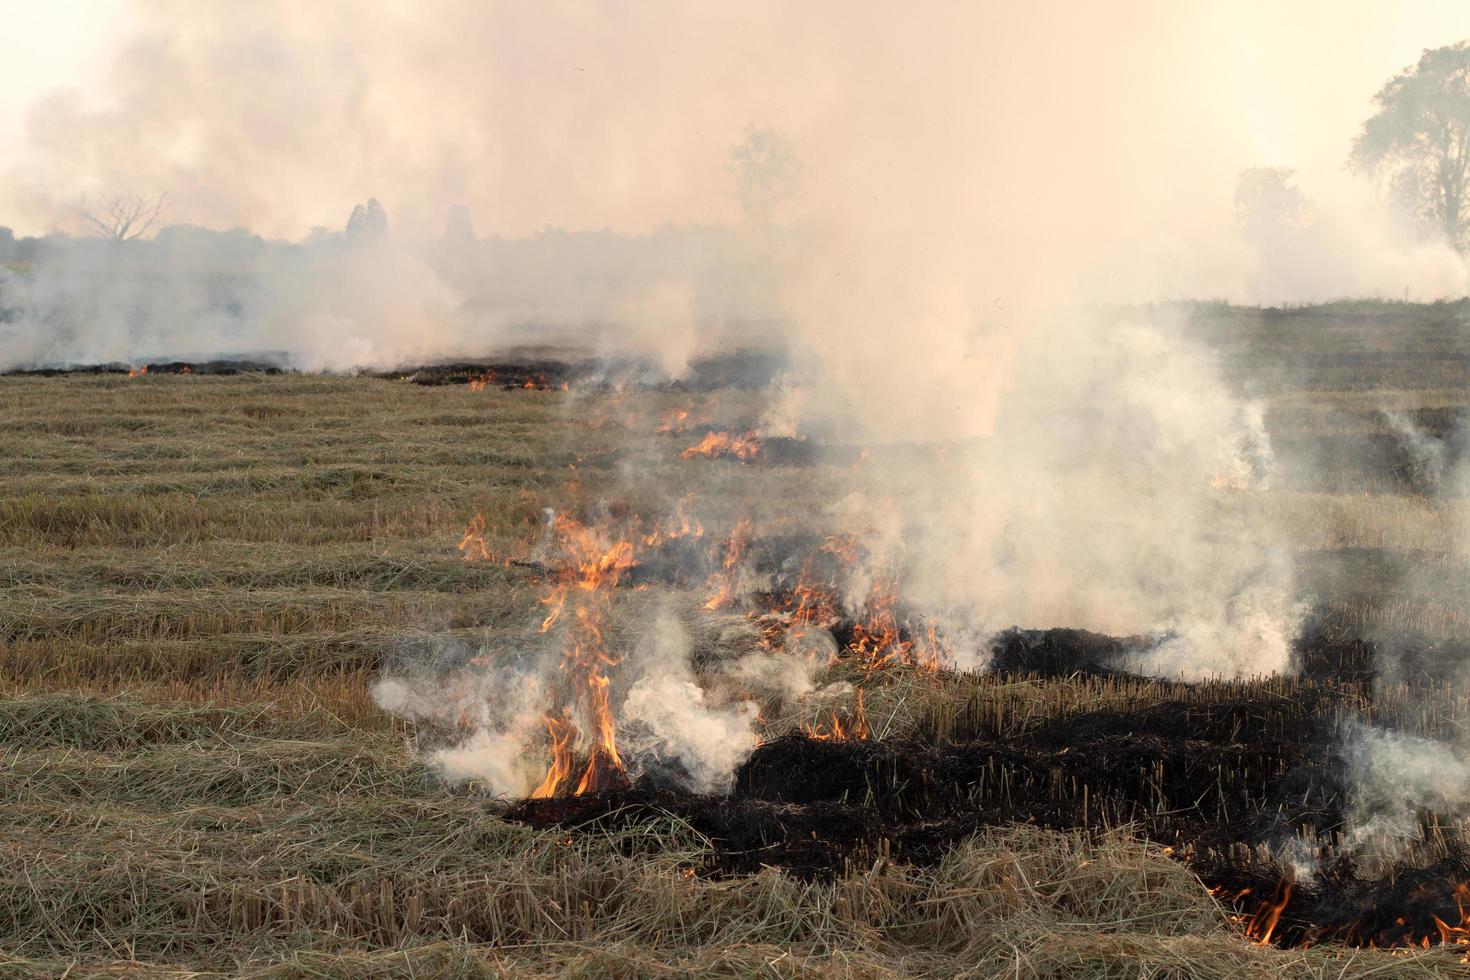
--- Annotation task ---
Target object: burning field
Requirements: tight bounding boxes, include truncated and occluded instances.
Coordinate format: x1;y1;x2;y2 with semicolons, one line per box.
5;304;1470;976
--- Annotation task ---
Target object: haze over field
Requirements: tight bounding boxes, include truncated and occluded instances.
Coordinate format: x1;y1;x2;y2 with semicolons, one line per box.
5;1;1470;693
14;3;1470;970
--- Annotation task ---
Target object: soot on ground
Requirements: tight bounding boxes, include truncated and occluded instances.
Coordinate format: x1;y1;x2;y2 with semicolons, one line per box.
505;633;1470;950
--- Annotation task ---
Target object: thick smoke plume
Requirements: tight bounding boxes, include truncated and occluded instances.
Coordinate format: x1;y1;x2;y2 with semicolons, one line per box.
10;3;1470;790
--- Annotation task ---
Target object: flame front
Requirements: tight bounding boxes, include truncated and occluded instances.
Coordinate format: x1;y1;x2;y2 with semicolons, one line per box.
458;493;954;799
682;430;763;462
1212;877;1470;951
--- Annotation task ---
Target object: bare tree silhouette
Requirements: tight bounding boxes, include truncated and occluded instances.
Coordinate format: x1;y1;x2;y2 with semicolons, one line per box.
77;192;170;241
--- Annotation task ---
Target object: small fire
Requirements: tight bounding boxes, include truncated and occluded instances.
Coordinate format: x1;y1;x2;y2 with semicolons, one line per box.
658;405;712;434
1247;880;1293;946
705;518;753;611
458;513;493;561
802;689;869;741
464;497;958;797
740;532;945;671
530;714;576;799
1211;877;1470;951
468;369;496;391
530;514;638;798
682;430;763;462
642;494;704;547
848;583;911;669
127;364;149;378
180;365;192;375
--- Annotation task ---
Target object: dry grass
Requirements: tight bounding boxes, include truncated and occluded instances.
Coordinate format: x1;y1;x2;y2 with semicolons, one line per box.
2;366;1468;975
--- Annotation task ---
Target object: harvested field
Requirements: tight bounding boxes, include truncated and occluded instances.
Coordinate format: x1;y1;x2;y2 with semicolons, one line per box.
5;303;1470;975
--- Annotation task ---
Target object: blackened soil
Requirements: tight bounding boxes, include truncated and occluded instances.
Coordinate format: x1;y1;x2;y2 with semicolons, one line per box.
4;359;284;376
508;688;1352;880
504;681;1470;949
384;348;788;390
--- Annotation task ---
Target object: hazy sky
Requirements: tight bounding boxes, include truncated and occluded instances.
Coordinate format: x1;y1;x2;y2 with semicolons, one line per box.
5;1;1470;252
0;1;120;174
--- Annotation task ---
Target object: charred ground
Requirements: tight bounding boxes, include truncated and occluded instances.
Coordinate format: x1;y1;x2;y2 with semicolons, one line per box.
4;301;1470;975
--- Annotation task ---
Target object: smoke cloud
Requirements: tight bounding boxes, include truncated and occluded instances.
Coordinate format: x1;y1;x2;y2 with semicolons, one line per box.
11;3;1470;788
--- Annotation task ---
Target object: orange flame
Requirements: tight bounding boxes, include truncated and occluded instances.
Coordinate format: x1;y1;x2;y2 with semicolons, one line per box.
468;369;496;391
802;689;869;741
1214;878;1470;951
1246;879;1292;946
458;513;492;561
658;405;712;434
642;494;705;547
127;364;149;378
705;518;753;610
530;714;576;799
530;514;638;797
682;430;763;462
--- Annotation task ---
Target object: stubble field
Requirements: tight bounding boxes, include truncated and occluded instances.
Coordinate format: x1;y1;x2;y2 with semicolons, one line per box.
5;303;1470;976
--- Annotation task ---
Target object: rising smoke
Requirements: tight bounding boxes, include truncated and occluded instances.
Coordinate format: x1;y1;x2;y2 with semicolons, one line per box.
8;2;1470;794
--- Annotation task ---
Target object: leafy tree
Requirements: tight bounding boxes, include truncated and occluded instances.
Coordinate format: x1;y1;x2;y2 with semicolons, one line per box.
345;198;389;240
441;204;476;246
1234;167;1307;238
1352;42;1470;248
729;128;802;227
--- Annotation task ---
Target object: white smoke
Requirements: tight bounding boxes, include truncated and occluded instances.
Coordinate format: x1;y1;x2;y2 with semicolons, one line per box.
1330;723;1470;875
370;643;553;797
619;611;761;793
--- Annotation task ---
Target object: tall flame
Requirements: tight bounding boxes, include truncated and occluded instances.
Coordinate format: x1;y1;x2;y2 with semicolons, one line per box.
458;513;492;561
705;518;753;610
531;514;637;797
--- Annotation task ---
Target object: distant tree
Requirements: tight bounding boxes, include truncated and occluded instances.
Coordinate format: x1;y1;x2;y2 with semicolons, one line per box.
76;191;169;241
1234;167;1307;237
1234;168;1305;232
345;198;389;240
1352;42;1470;248
441;204;476;246
729;128;802;227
